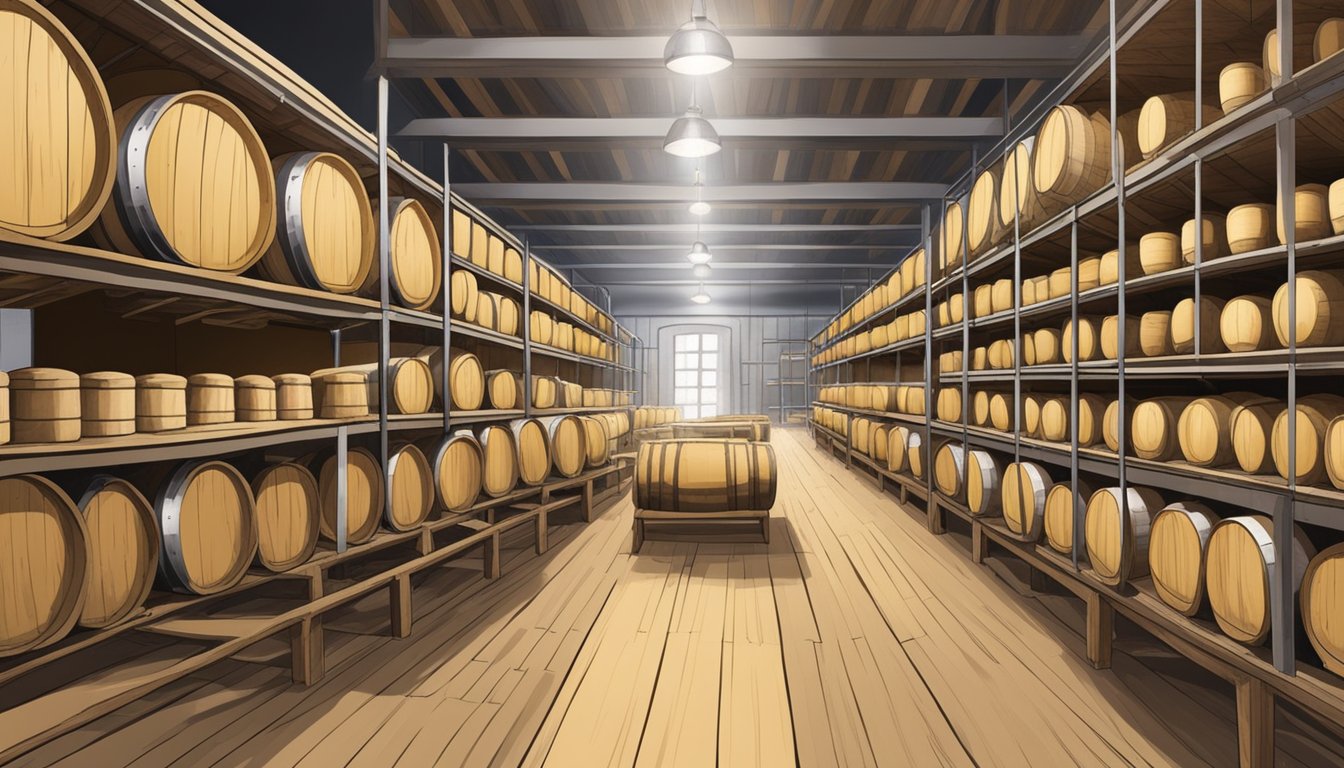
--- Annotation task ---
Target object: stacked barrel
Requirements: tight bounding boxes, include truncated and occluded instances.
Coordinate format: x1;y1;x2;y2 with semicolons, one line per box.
634;414;777;517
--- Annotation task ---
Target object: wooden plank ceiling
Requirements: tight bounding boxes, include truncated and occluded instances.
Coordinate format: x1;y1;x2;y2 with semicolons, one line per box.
386;0;1109;314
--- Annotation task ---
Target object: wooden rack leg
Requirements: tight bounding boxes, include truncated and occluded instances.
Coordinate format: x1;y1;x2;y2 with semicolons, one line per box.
971;522;989;564
1236;677;1275;768
1086;592;1114;670
416;527;434;556
535;509;550;555
484;533;501;579
928;498;946;535
632;519;645;553
582;479;595;522
1029;567;1048;593
390;573;413;638
290;617;325;685
761;515;771;544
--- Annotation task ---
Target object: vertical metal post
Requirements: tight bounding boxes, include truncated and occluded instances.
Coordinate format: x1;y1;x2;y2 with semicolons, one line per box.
922;204;934;502
332;328;346;552
1110;0;1128;500
441;145;452;434
1275;109;1297;675
1193;0;1205;359
1011;127;1023;467
376;75;392;524
523;240;534;416
1069;219;1081;568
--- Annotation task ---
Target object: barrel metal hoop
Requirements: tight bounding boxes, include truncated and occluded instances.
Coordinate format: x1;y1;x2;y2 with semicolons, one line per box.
117;95;186;266
277;152;325;290
155;462;195;592
384;195;413;307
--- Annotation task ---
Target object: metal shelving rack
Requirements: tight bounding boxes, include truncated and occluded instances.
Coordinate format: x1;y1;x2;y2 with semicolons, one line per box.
806;2;1344;764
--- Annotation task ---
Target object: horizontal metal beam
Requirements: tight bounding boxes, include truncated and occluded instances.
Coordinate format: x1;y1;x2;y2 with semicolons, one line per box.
530;243;909;252
542;261;893;270
379;34;1087;80
454;182;947;203
598;278;872;286
510;223;922;232
399;116;1002;148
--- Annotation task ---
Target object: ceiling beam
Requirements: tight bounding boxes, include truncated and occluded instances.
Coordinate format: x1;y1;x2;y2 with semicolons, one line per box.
453;182;948;204
529;244;909;251
509;223;922;232
541;262;894;269
377;34;1087;80
399;116;1001;149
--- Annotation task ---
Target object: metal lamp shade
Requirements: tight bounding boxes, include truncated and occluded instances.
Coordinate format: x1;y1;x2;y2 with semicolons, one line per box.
686;241;713;264
663;107;722;158
664;17;734;75
691;263;711;278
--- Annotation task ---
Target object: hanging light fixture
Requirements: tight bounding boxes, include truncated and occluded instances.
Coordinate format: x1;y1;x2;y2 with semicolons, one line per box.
691;262;711;278
664;0;734;75
686;240;713;264
663;104;721;158
691;284;712;304
689;169;712;215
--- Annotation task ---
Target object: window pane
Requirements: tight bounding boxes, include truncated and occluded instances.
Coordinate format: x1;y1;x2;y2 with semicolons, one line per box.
674;353;699;370
701;405;718;418
675;371;697;387
701;353;718;370
684;405;700;419
675;334;697;351
701;334;719;351
701;371;717;387
675;388;696;405
701;388;718;404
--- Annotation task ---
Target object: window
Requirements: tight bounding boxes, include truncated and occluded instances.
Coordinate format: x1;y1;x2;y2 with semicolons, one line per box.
673;333;720;419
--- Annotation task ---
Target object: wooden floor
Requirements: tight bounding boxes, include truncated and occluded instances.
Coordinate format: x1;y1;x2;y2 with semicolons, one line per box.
12;429;1344;767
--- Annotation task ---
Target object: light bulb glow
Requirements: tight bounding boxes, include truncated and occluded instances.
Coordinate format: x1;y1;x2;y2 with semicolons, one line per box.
663;106;721;158
689;200;712;216
691;289;711;304
692;263;711;278
686;241;713;264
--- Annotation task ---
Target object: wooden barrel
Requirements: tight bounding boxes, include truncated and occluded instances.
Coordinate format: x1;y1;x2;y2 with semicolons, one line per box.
1148;501;1217;617
932;443;965;497
1034;328;1062;365
1101;315;1142;359
1327;180;1344;236
1131;397;1191;461
427;431;484;511
1138;232;1181;275
1177;393;1271;468
871;423;891;462
989;392;1014;432
541;415;586;479
581;416;612;467
368;197;441;310
1023;395;1042;437
316;447;383;545
1099;246;1142;285
1002;462;1051;540
260;151;373;293
1206;515;1315;645
1273;269;1344;347
450;269;479;322
418;347;485;411
990;278;1014;314
249;462;319;572
1182;214;1228;264
0;0;116;241
509;418;552;486
1227;203;1274;254
966;449;1002;516
971;391;991;427
484;370;520;410
154;460;257;595
635;439;777;512
0;475;88;655
311;371;368;418
1318;18;1344;61
273;373;314;420
235;375;277;422
1231;400;1286;474
72;476;157;630
1302;543;1344;676
386;443;433;531
136;373;187;432
1033;104;1110;206
1041;393;1106;445
0;371;7;445
1138;311;1174;357
1278;183;1332;244
10;367;80;443
1220;295;1277;352
907;432;927;478
1045;268;1070;300
936;388;962;423
315;359;434;416
1104;399;1122;452
1044;480;1093;555
79;371;135;437
186;373;234;426
1063;317;1103;362
967;167;1003;255
940;200;965;271
1084;486;1164;586
96;91;273;271
1170;296;1225;354
1271;394;1344;484
886;426;911;472
1220;62;1266;114
1000;138;1047;230
1137;93;1216;158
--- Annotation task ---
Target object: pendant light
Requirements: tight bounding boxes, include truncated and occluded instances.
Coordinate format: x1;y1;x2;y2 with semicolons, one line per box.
691;262;711;278
664;0;734;76
691;284;711;304
689;169;712;215
686;240;713;264
663;104;721;158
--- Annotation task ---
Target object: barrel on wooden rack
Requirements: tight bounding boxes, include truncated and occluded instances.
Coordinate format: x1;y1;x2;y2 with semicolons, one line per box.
484;370;520;410
451;270;479;322
1137;93;1218;159
315;448;383;545
250;462;319;572
260;151;373;293
1302;543;1344;676
428;431;484;512
1131;397;1191;461
384;443;434;532
1063;317;1103;363
1002;462;1051;541
313;358;435;416
79;372;135;437
1273;270;1344;347
0;475;88;655
967;167;1003;255
1041;393;1106;445
540;414;587;479
1147;501;1217;617
1084;486;1164;586
1138;311;1175;357
1139;232;1182;275
1231;400;1286;474
10;367;81;443
418;347;485;411
580;415;612;467
1171;296;1226;354
1271;393;1344;484
907;432;926;478
1220;295;1278;352
1182;213;1228;264
235;375;277;422
940;200;965;271
509;418;552;486
74;476;158;629
886;426;911;473
1043;480;1093;555
1277;183;1332;244
1206;515;1316;645
136;373;187;432
95;89;274;272
1101;315;1142;360
1033;104;1110;207
635;439;777;512
1177;393;1270;468
1219;62;1266;114
311;370;368;419
1000;138;1047;230
1;0;117;241
1227;203;1274;254
366;197;442;310
154;460;257;595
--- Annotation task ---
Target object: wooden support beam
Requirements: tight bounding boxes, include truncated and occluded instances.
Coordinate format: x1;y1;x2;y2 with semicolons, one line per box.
290;617;324;685
1237;677;1275;768
1087;593;1114;670
390;573;413;638
485;534;502;579
971;522;989;564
